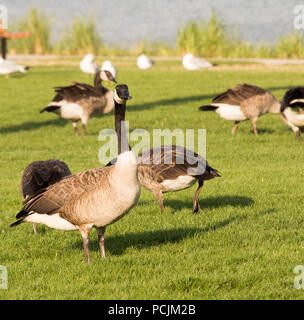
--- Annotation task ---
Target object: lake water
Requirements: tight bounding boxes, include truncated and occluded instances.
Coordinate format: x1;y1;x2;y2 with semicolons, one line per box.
1;0;302;47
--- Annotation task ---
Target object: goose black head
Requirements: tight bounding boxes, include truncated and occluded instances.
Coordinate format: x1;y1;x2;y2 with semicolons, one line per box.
114;84;132;104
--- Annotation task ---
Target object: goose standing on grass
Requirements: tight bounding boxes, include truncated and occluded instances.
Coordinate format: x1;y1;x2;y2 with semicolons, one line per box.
20;159;72;234
182;53;212;70
101;60;117;79
137;54;154;70
137;146;220;213
108;145;220;214
280;87;304;141
0;58;29;76
198;83;280;135
40;69;117;136
80;54;99;75
11;84;140;262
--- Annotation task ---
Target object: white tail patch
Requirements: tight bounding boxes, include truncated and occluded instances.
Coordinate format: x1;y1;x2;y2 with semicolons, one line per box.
24;213;78;231
161;175;196;192
49;100;84;120
213;103;247;121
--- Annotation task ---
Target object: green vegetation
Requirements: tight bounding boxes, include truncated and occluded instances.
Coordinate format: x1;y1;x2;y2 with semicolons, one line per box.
7;8;304;58
0;59;304;299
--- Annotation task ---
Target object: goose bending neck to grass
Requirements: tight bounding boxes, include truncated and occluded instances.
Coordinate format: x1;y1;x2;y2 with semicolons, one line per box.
40;70;116;136
11;84;140;262
198;83;280;135
280;87;304;141
20;159;72;234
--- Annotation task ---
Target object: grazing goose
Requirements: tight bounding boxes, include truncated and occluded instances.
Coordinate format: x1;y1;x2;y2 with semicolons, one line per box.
280;87;304;141
40;69;116;136
101;60;117;79
137;54;154;70
80;54;99;75
108;146;220;214
11;84;140;262
20;159;72;234
137;146;220;213
198;83;280;135
0;58;29;75
182;53;212;70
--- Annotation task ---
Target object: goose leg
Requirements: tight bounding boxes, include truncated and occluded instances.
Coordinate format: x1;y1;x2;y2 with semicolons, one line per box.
81;124;86;136
153;189;165;214
232;121;239;135
96;227;106;258
251;117;258;136
295;129;302;141
72;122;79;136
192;180;204;214
32;223;38;234
79;225;93;263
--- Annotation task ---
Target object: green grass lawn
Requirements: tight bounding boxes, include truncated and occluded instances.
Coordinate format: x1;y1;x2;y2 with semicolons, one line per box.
0;59;304;300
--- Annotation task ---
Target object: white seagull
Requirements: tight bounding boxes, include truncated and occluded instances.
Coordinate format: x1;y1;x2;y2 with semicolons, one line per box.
0;58;29;75
137;54;154;70
101;60;117;79
182;53;212;71
80;54;99;75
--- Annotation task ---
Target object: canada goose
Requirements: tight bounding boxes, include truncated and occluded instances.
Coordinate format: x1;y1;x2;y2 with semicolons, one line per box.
107;145;220;214
182;53;212;70
20;159;72;234
101;60;117;79
11;84;140;262
80;54;99;75
280;87;304;141
40;70;117;136
0;58;29;75
137;54;154;70
198;83;280;135
137;146;220;213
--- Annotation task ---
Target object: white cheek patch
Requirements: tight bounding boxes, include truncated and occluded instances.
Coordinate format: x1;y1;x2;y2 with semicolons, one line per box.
113;90;125;104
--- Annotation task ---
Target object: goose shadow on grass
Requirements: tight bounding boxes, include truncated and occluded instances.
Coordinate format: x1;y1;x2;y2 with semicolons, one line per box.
140;195;254;213
0;118;67;134
69;217;237;256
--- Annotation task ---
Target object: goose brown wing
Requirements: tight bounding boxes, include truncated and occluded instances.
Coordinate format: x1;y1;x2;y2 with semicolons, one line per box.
16;167;109;220
52;82;103;102
213;83;267;106
138;145;207;182
21;160;71;198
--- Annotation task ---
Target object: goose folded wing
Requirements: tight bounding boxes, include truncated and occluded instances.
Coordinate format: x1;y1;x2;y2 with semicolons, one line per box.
213;83;266;106
17;168;107;219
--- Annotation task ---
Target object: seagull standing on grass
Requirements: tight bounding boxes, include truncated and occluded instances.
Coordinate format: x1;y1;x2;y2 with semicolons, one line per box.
80;54;99;75
182;53;212;70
